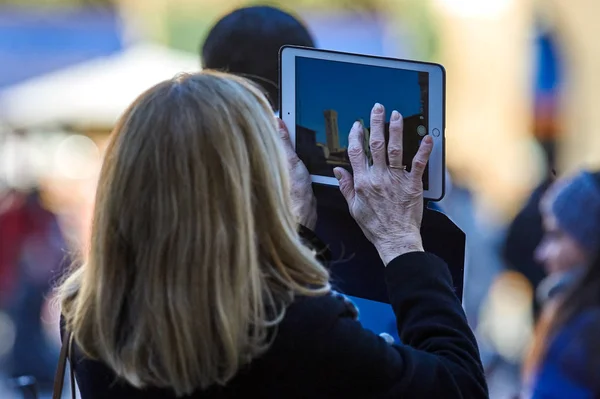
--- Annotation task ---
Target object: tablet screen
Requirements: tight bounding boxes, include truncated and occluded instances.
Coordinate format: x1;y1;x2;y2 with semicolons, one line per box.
295;56;429;189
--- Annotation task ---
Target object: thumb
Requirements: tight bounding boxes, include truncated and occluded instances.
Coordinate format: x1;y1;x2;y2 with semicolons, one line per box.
277;118;293;147
277;118;300;163
334;167;355;206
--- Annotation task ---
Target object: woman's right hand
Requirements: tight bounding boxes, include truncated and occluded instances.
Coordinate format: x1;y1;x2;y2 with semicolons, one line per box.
333;103;433;265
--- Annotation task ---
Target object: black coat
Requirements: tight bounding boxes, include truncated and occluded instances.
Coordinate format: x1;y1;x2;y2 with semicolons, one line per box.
61;252;487;398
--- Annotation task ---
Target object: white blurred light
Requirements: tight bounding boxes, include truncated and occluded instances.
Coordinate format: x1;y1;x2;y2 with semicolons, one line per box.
477;271;534;363
54;135;100;180
0;134;36;190
0;44;198;128
434;0;514;18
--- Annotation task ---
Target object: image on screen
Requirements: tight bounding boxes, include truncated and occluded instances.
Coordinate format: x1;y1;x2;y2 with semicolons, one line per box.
295;57;429;189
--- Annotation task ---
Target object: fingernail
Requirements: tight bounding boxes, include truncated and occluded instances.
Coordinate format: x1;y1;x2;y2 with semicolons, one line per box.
353;121;362;130
373;103;383;114
333;169;342;180
422;135;433;146
391;110;400;121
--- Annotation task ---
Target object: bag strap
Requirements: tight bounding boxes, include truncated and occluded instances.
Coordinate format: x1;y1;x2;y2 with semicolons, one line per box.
52;331;77;399
69;334;76;399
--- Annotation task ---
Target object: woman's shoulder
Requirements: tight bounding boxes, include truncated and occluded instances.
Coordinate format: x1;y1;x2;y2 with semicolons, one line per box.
267;291;371;361
279;291;358;334
551;307;600;348
573;307;600;325
542;307;600;393
548;307;600;356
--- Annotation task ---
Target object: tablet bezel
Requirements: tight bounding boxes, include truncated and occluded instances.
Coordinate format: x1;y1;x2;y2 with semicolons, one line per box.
279;46;446;201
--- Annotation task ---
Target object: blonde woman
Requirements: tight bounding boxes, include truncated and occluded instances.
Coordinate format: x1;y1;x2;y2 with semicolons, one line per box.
57;72;487;398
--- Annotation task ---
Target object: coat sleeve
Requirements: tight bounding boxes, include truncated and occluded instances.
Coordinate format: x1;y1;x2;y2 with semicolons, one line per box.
299;252;488;398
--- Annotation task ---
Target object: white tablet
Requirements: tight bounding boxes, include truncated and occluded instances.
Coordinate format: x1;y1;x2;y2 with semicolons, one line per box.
279;46;446;201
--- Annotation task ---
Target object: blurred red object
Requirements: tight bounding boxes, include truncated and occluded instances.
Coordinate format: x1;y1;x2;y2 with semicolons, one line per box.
0;189;57;307
0;191;28;306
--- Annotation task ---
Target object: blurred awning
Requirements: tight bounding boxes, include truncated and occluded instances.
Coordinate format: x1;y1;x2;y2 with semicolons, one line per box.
0;43;199;129
0;6;123;89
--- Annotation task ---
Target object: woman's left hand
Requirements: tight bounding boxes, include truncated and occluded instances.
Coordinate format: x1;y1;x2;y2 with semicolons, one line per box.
278;119;317;230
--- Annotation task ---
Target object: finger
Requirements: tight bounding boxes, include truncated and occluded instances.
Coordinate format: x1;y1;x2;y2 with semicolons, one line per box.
277;118;293;149
387;110;404;169
411;135;433;182
277;118;301;165
334;167;355;207
369;103;387;170
347;121;367;177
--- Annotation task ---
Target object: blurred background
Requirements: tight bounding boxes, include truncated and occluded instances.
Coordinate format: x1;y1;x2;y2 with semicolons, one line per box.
0;0;599;397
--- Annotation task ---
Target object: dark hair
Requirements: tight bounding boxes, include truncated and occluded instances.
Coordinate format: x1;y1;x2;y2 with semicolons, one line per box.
200;5;315;111
524;170;600;383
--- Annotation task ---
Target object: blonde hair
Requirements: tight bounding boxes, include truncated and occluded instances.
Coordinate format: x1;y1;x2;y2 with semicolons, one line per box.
57;71;330;396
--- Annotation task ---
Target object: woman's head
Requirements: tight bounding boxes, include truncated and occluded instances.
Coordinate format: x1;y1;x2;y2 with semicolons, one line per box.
525;171;600;383
535;171;600;274
58;71;329;395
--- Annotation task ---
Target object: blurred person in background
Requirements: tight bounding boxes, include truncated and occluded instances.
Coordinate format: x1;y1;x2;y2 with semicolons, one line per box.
501;23;563;325
0;189;28;309
3;187;68;391
55;71;487;398
502;175;554;322
200;5;314;113
532;29;562;173
522;170;600;398
534;171;599;300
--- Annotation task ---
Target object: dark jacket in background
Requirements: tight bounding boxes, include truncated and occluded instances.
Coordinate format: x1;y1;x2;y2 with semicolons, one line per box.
503;178;553;320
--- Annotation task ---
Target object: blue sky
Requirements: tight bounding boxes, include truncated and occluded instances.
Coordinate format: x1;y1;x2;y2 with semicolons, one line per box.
296;56;423;148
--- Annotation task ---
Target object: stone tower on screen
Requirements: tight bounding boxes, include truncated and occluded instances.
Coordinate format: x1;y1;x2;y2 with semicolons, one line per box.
323;109;340;153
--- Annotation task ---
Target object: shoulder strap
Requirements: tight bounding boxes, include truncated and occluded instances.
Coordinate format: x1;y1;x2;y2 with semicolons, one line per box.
52;331;77;399
69;334;76;398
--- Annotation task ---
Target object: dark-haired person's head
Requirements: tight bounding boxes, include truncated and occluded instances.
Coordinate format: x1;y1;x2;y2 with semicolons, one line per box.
200;5;315;112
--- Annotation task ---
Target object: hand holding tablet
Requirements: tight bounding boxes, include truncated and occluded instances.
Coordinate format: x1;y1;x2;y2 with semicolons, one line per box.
279;46;446;201
334;103;432;265
278;46;462;311
277;119;318;230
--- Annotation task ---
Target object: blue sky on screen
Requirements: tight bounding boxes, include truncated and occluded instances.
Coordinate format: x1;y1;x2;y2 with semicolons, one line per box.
296;56;422;148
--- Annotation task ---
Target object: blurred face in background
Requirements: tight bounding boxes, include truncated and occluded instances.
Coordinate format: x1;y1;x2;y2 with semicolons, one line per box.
535;210;588;274
535;179;589;274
